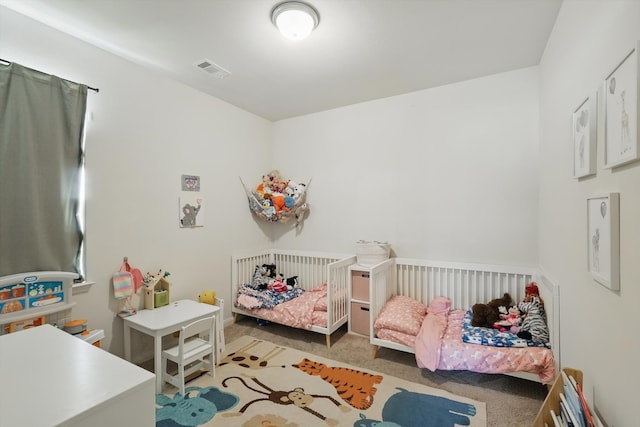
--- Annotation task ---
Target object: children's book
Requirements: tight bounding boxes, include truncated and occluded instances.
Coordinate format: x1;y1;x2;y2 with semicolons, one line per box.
575;381;595;427
550;409;562;427
560;393;581;427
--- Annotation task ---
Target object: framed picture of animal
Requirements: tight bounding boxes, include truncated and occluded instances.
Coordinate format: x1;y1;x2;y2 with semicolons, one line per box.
603;40;640;169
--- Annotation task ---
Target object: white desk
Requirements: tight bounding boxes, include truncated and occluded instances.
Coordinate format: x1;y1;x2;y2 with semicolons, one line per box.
0;325;155;427
123;299;220;393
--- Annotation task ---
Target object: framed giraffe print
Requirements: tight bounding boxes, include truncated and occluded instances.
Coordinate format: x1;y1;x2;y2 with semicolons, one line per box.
572;92;597;178
587;193;620;291
603;41;639;169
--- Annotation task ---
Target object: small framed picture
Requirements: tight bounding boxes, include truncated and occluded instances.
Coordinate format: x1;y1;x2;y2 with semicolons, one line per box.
603;41;639;169
179;196;204;228
181;174;200;192
587;193;620;290
572;93;597;178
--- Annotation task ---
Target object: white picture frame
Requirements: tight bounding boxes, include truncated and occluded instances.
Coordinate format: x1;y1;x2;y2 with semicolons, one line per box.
587;193;620;290
572;93;597;178
603;41;640;169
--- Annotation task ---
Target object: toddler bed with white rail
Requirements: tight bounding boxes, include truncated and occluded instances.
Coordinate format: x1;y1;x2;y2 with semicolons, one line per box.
231;249;356;348
368;257;559;384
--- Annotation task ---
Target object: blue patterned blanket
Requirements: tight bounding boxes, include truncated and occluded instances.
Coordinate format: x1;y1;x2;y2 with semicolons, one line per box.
235;284;304;310
461;310;550;348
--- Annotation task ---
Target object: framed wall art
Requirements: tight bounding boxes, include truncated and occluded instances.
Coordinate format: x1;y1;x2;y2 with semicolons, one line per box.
178;195;204;228
587;193;620;290
181;174;200;192
572;92;597;178
603;41;640;169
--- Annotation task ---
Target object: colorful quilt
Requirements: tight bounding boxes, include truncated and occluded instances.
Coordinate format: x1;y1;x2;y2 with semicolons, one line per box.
461;309;550;348
235;284;304;310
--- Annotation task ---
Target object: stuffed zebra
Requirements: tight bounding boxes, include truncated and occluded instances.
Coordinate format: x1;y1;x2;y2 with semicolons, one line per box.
516;296;549;344
250;265;269;290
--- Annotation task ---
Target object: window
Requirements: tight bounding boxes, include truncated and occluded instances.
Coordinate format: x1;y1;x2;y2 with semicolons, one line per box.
0;62;88;279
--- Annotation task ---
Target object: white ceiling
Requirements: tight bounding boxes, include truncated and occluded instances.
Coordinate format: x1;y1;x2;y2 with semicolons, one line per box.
1;0;562;121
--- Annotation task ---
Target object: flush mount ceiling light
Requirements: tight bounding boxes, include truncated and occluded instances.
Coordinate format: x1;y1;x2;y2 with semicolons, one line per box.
271;1;320;41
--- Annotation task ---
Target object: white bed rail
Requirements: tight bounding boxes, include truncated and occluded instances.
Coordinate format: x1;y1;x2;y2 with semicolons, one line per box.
231;249;353;292
390;258;537;310
326;256;357;332
368;258;397;337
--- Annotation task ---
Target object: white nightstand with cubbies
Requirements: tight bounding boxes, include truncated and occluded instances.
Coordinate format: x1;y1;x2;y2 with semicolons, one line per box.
349;266;371;336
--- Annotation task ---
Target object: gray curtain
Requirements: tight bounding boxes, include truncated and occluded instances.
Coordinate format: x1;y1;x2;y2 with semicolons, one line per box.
0;63;87;277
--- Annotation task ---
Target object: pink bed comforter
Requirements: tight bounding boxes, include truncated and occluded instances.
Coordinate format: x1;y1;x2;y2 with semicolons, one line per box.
236;285;328;330
415;309;556;383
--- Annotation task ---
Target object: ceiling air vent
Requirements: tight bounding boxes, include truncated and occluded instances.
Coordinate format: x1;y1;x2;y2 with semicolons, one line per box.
194;59;231;79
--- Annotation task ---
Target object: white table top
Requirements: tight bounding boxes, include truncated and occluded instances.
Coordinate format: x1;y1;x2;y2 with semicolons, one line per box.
124;299;219;333
0;325;155;427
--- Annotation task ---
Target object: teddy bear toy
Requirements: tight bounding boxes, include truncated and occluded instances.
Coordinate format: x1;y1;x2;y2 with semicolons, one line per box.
471;293;514;328
198;290;216;305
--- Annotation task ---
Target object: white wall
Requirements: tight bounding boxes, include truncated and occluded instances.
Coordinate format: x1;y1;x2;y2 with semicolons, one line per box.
272;68;540;266
539;1;640;426
0;6;272;357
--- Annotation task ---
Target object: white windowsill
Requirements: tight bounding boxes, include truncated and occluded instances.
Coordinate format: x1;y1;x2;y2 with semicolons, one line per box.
72;280;95;294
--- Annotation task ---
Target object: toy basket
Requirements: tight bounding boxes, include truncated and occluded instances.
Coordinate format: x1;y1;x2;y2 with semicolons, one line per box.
355;240;391;266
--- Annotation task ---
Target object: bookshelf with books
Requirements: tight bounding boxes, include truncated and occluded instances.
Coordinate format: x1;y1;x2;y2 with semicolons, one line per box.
532;367;602;427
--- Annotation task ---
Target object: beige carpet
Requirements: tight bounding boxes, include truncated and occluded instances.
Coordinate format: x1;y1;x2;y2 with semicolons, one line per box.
156;335;487;426
221;317;548;427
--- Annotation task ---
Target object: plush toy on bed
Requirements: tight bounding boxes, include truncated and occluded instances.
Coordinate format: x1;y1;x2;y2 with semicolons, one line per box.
471;293;514;328
516;295;549;344
524;282;544;308
266;274;299;292
267;276;287;292
263;263;277;278
492;306;522;332
250;264;276;290
285;275;298;289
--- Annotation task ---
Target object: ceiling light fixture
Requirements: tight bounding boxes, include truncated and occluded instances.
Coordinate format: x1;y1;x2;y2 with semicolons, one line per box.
271;1;320;41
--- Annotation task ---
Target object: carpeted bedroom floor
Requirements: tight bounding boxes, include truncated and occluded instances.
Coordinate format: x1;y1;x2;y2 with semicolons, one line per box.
223;316;548;427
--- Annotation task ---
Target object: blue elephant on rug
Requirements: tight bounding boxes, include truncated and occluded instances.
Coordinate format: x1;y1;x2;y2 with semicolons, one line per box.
354;387;477;427
156;385;239;427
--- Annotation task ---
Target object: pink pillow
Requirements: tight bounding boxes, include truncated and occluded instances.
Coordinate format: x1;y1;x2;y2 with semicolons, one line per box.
374;295;428;336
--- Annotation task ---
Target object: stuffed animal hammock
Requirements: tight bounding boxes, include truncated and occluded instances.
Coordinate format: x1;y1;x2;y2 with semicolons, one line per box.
240;170;310;225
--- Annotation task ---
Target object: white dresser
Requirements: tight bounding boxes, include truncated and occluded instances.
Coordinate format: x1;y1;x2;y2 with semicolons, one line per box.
0;324;155;426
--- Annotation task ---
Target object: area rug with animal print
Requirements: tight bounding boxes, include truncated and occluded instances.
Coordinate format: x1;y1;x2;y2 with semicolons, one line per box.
155;335;487;427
